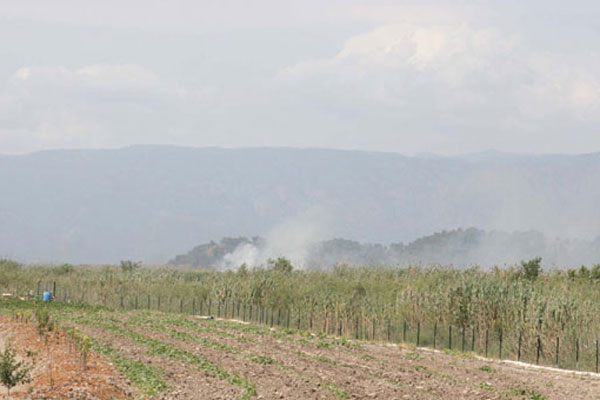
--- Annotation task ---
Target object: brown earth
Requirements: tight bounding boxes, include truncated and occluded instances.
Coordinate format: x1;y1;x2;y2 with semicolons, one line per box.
0;315;135;400
2;310;600;399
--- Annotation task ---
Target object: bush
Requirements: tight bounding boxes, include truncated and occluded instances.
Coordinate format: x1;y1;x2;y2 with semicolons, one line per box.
120;260;141;273
521;257;542;281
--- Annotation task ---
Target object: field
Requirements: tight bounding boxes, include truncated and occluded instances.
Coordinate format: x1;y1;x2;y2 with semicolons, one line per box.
1;298;599;399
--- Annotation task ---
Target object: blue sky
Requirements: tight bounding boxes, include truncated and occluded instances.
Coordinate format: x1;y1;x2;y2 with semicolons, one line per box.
1;0;599;155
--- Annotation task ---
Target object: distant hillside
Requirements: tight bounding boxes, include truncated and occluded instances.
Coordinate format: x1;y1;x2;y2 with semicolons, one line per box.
1;146;600;264
170;228;600;269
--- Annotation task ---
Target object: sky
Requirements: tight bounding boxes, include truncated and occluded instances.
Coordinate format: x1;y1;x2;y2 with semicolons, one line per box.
1;1;599;156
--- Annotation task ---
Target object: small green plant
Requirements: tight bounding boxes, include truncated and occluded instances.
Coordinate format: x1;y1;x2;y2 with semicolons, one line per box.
508;387;546;400
0;343;32;398
250;355;275;365
360;353;376;361
324;383;349;399
405;352;423;361
478;365;495;373
34;307;51;337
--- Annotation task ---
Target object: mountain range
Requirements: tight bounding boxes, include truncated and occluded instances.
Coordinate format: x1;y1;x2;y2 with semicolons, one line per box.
1;146;599;265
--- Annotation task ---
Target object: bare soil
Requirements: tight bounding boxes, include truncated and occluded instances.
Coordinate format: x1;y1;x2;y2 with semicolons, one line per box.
2;311;600;399
0;315;135;400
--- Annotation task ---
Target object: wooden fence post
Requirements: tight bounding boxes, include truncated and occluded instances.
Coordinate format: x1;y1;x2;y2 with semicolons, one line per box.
576;338;580;370
596;339;600;373
485;329;489;358
517;331;522;361
555;336;560;367
499;329;503;359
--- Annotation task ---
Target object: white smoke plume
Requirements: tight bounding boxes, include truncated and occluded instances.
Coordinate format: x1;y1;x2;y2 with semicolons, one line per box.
219;207;332;270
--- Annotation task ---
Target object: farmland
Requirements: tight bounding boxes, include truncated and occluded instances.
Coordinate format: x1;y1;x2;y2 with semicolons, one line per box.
1;298;600;399
2;259;600;398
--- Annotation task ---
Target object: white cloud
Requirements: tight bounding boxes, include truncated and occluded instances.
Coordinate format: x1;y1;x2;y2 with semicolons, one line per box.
0;64;181;153
279;17;600;134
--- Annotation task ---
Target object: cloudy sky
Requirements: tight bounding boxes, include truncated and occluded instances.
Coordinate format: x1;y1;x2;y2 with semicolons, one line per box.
1;0;599;155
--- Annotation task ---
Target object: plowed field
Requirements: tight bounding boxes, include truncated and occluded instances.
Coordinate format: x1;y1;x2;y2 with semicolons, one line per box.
1;300;599;399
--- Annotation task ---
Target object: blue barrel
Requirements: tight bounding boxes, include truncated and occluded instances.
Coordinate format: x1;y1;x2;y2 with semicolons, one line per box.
43;292;52;302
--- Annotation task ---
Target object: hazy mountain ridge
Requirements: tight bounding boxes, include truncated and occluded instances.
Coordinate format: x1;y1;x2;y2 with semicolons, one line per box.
169;228;600;269
1;145;599;265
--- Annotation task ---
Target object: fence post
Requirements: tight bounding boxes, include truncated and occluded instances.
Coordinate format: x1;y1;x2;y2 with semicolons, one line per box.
355;316;359;339
277;309;281;326
416;322;421;347
461;326;466;352
387;319;391;342
192;298;196;315
471;327;475;352
536;336;541;365
576;338;580;370
403;321;407;343
499;329;503;359
179;299;183;314
517;331;522;361
555;336;560;367
449;326;452;349
433;323;437;349
485;329;489;358
596;339;600;373
372;318;376;341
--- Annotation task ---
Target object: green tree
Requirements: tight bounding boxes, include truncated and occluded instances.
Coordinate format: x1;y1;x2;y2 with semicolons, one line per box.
521;257;542;281
0;343;31;398
591;264;600;280
120;260;141;273
269;257;293;274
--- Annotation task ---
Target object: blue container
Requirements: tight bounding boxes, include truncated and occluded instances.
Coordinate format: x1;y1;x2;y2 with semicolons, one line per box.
43;292;52;302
